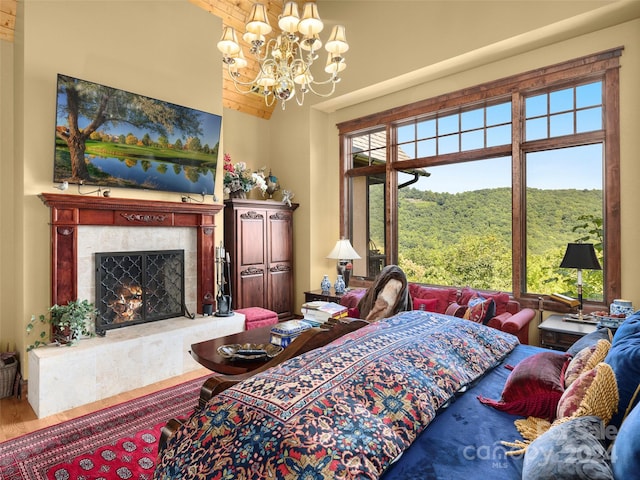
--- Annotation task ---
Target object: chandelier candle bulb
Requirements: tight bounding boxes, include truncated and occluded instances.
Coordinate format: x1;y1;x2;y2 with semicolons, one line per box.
278;2;300;33
246;3;272;35
217;27;241;55
298;2;324;36
325;25;349;54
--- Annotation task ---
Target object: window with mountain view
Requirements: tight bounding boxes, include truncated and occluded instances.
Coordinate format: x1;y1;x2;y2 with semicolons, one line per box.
338;49;621;308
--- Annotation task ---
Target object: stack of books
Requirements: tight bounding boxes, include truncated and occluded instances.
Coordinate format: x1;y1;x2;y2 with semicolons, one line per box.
301;301;348;326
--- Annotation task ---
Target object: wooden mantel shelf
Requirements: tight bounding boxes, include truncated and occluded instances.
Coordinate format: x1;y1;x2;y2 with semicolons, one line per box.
39;193;224;313
39;192;223;222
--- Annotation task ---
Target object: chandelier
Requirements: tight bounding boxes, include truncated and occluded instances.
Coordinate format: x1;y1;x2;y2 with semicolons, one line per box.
216;1;349;109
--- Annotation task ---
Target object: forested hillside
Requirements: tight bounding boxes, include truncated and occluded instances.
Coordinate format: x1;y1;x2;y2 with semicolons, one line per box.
370;186;603;298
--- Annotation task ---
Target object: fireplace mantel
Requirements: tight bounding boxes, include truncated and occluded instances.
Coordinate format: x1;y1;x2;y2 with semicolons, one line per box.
40;193;223;313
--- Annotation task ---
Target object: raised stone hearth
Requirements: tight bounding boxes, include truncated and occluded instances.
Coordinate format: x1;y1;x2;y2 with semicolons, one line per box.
30;194;236;418
28;313;245;418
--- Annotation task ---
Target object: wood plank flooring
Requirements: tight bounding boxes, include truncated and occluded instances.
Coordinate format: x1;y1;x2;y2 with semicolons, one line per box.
0;367;211;443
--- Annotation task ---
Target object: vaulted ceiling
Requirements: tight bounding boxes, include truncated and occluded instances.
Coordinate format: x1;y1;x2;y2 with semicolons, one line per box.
0;0;283;119
188;0;283;119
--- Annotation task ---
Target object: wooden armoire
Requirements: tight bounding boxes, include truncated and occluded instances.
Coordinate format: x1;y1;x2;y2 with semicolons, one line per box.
223;199;298;319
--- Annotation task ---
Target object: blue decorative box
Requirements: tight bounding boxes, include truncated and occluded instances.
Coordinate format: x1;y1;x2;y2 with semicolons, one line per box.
270;320;313;347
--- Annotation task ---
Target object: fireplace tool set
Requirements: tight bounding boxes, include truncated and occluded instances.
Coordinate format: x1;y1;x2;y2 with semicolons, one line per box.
214;243;233;317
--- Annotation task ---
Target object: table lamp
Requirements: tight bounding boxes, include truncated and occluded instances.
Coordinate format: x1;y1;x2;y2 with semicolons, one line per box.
559;242;601;320
327;238;361;289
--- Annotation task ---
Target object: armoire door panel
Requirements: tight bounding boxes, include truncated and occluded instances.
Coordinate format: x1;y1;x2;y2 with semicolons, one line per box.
238;212;265;266
268;267;293;318
238;270;265;308
268;214;293;264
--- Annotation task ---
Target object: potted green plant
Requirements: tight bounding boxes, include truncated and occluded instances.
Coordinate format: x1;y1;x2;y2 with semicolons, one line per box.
26;299;96;350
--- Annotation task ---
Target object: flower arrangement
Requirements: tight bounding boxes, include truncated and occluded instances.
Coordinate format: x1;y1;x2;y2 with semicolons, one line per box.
222;154;266;197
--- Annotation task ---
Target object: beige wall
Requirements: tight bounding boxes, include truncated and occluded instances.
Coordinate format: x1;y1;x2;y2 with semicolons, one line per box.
1;1;223;375
2;0;640;378
276;1;640;313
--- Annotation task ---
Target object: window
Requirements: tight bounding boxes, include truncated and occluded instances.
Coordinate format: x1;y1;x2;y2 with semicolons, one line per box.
338;49;621;308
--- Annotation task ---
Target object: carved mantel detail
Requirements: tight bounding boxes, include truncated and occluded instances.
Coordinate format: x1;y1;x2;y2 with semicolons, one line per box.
39;193;223;313
121;213;168;223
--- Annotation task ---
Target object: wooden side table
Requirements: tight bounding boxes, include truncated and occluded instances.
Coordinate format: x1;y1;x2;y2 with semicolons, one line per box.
304;288;345;304
538;314;598;351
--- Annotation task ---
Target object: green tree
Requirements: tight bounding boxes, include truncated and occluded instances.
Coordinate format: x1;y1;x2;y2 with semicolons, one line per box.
56;75;203;181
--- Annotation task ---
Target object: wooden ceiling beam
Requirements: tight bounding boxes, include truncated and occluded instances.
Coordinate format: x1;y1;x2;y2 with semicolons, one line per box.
0;0;17;42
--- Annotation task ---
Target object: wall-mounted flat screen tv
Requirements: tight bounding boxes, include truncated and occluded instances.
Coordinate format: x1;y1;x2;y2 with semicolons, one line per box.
54;74;221;195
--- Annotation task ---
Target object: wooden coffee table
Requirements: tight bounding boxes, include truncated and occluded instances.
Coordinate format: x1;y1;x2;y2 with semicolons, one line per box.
190;324;277;375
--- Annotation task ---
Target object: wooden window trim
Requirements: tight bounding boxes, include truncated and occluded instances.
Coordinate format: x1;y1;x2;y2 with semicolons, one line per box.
338;48;622;310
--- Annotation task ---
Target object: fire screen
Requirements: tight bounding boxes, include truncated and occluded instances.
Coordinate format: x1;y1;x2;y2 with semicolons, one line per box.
95;249;185;335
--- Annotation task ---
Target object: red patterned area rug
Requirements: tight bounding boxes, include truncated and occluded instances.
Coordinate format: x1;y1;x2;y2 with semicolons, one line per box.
0;374;210;480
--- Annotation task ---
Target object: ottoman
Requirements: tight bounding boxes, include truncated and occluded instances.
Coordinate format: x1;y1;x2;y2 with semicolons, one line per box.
236;307;279;331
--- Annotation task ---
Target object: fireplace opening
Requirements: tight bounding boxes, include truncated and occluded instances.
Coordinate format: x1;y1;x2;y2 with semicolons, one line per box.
95;249;185;335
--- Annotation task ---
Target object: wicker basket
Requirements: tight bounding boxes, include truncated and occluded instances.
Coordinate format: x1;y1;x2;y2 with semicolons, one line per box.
0;356;18;398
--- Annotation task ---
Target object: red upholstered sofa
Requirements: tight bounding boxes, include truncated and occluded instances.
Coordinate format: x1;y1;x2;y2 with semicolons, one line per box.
340;284;535;344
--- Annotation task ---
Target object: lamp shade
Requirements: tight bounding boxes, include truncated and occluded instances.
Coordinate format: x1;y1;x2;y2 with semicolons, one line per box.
327;239;361;260
560;243;601;270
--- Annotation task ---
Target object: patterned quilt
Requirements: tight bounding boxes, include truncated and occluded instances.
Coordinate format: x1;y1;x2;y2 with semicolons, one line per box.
155;311;519;479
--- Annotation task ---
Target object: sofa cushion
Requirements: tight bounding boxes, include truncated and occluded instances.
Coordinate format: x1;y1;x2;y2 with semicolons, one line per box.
603;312;640;428
478;350;570;420
408;284;457;314
460;286;510;316
522;416;613;480
413;297;439;312
612;399;640;479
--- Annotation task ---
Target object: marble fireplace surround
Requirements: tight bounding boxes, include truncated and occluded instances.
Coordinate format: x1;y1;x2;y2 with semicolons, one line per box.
29;193;246;418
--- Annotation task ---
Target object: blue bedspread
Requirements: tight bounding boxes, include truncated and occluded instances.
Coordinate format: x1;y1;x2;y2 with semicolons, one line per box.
383;344;542;479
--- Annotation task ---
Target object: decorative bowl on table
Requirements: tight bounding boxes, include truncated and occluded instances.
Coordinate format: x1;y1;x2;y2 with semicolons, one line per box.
592;311;628;329
217;343;283;361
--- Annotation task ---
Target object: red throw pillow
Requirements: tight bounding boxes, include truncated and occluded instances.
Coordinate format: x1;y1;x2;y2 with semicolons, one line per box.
478;351;570;420
413;297;439;312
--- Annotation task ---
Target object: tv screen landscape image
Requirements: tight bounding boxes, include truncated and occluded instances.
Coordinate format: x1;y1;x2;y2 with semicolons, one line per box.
54;74;221;195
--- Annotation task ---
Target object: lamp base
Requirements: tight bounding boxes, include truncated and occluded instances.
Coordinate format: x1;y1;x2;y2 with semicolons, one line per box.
336;260;352;289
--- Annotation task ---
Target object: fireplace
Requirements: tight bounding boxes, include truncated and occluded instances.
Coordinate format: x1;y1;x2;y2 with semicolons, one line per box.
39;193;223;316
95;249;186;335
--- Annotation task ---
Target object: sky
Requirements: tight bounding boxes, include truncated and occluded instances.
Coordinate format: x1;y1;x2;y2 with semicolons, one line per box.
407;143;603;194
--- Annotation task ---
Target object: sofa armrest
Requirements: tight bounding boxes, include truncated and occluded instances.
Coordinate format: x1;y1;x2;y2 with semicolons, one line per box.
488;308;535;332
487;308;536;344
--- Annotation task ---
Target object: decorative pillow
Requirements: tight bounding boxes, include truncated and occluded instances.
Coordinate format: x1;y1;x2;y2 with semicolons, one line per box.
604;312;640;428
463;296;495;324
564;339;611;388
445;302;466;318
460;286;510;316
347;307;360;318
413;297;439;312
556;363;618;424
478;351;570;420
522;416;613;480
612;397;640;479
567;328;613;357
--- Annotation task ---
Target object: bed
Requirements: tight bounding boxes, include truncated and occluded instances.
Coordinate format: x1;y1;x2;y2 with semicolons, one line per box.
155;310;640;479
